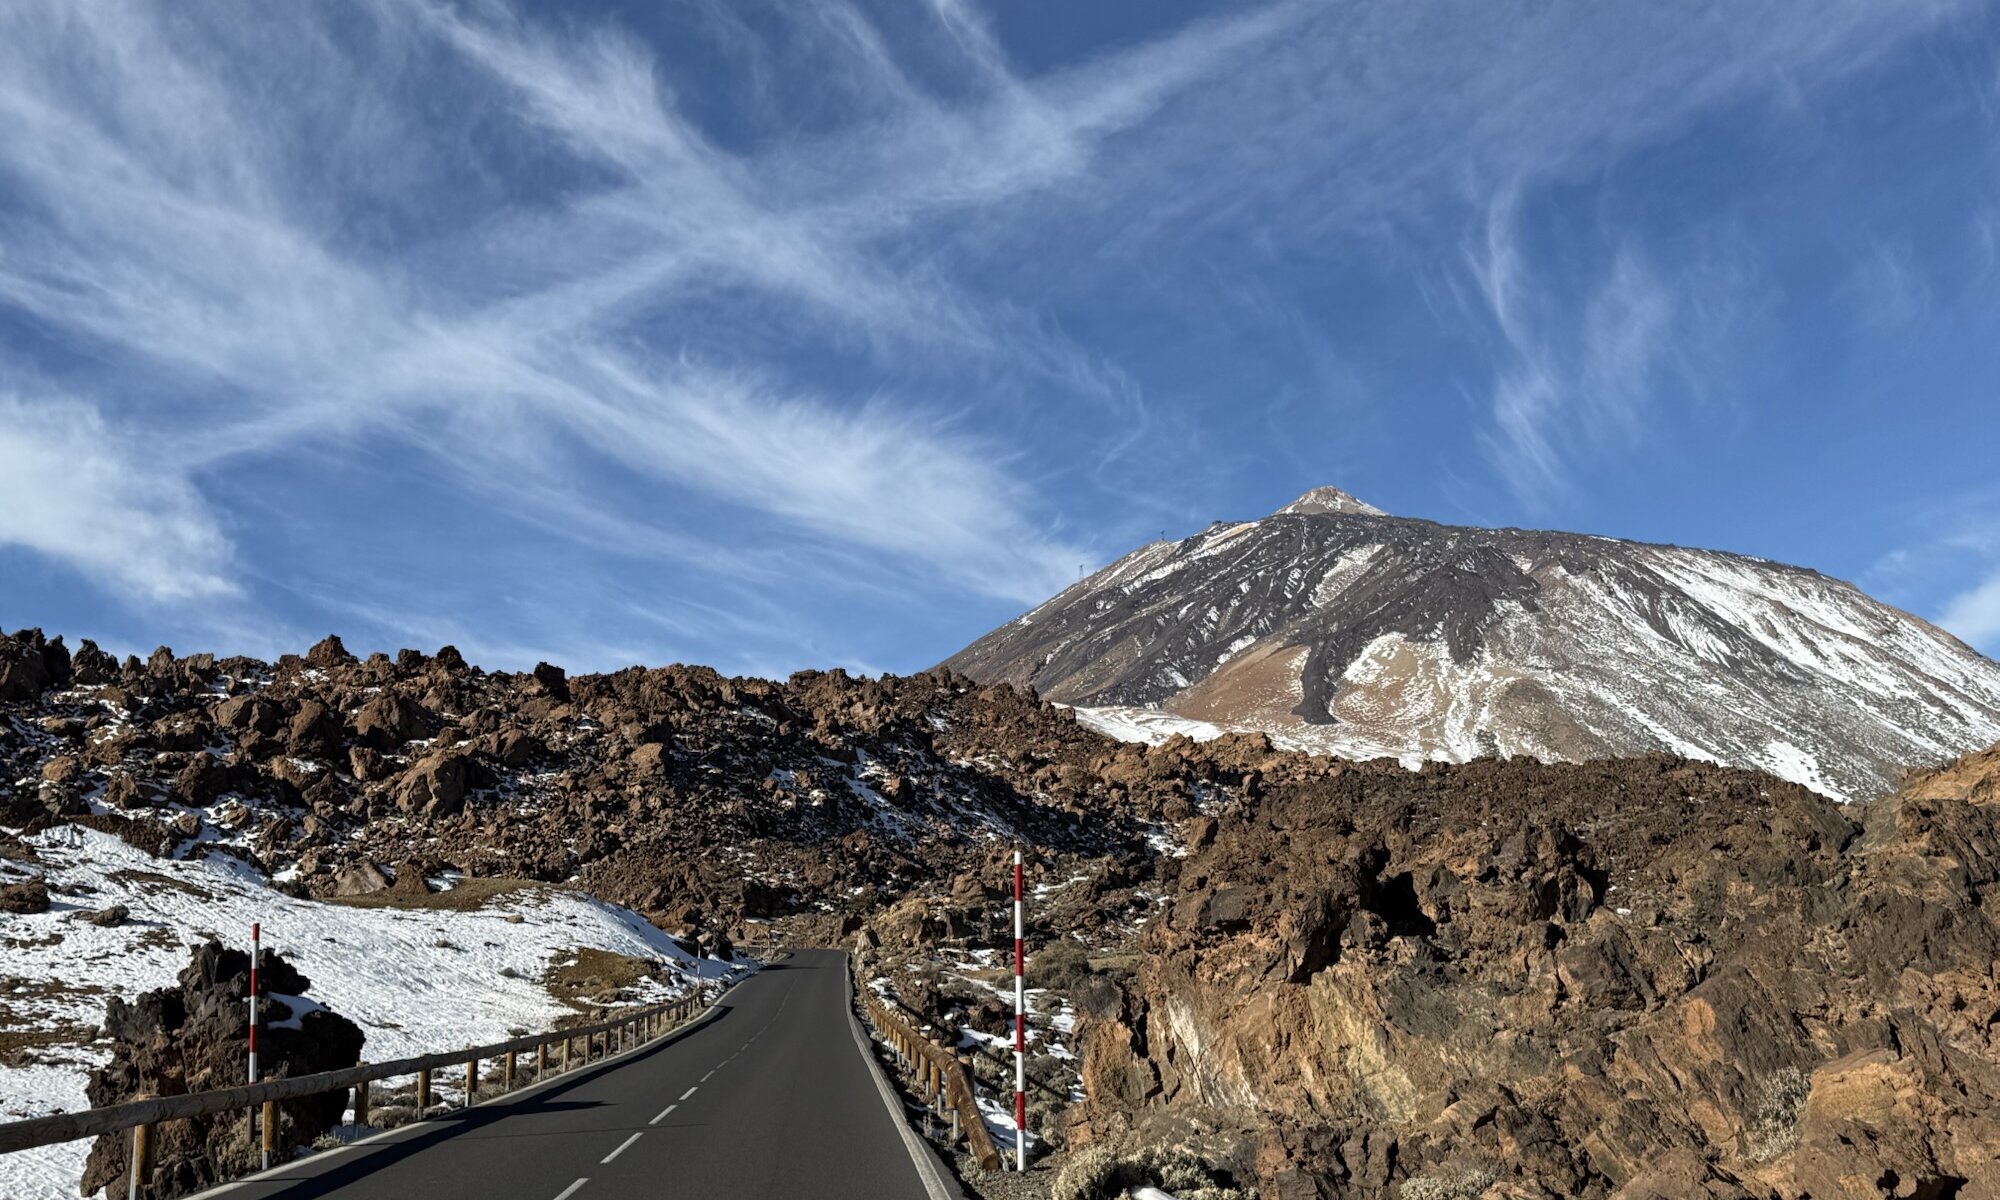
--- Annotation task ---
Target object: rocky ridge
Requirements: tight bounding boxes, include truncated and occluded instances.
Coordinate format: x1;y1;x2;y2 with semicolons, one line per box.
0;628;1172;940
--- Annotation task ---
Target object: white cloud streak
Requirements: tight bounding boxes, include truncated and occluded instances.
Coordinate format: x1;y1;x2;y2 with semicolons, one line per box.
0;393;235;601
1466;192;1723;505
1940;569;2000;649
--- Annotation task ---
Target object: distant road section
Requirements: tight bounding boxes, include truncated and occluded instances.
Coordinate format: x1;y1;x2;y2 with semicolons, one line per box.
196;949;954;1200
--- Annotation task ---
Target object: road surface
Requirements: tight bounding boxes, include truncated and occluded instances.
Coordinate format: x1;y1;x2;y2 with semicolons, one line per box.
198;949;956;1200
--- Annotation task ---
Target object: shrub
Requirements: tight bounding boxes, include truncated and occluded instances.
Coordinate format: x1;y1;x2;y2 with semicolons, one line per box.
1051;1143;1259;1200
1031;939;1096;992
1745;1066;1810;1162
1051;1145;1119;1200
1400;1169;1495;1200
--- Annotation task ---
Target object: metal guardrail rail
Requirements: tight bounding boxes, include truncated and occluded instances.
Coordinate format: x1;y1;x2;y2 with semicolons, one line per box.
0;991;714;1195
857;984;1003;1172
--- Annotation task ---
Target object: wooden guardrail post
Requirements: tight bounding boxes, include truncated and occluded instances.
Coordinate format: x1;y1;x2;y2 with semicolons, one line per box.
538;1042;548;1076
260;1100;275;1165
353;1079;369;1127
125;1095;154;1200
504;1050;515;1091
464;1059;477;1105
417;1067;431;1111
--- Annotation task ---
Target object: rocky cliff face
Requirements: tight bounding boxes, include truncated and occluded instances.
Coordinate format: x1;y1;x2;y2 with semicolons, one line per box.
944;488;2000;802
1067;739;2000;1199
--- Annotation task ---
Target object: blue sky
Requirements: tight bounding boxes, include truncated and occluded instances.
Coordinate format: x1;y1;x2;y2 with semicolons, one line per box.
1;0;1998;677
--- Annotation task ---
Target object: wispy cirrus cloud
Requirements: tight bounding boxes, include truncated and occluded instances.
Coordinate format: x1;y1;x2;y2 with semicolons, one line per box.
3;0;1284;633
1941;570;2000;649
1463;192;1747;506
0;0;1988;672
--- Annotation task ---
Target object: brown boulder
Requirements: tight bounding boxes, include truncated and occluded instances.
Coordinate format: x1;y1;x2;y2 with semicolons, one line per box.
0;879;51;913
348;745;388;782
387;860;434;899
304;635;356;670
327;861;392;897
286;700;343;759
172;753;230;806
492;727;544;767
0;629;68;701
69;638;119;686
395;751;483;817
351;693;436;750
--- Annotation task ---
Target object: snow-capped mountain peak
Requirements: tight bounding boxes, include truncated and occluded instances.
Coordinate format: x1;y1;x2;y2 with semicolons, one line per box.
1274;485;1387;517
944;501;2000;802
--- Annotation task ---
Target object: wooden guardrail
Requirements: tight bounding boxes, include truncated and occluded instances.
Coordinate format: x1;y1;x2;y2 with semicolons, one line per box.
857;982;1003;1172
0;991;715;1195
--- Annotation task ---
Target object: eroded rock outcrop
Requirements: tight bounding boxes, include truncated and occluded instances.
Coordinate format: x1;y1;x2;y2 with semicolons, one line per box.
80;942;364;1199
1069;750;2000;1199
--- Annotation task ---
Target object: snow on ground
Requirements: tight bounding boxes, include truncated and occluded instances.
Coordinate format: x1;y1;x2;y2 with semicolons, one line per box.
1759;739;1838;800
1069;705;1229;746
0;825;733;1200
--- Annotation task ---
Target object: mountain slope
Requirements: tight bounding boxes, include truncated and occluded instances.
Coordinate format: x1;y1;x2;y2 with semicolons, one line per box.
943;487;2000;801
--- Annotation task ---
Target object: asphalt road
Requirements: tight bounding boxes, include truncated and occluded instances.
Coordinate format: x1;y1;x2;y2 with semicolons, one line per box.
197;949;955;1200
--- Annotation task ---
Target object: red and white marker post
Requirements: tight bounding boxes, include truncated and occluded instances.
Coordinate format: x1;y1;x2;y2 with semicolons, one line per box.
249;922;265;1170
1013;848;1027;1171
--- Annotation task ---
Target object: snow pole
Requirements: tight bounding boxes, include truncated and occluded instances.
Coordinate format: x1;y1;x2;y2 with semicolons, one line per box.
249;922;265;1170
1013;847;1027;1171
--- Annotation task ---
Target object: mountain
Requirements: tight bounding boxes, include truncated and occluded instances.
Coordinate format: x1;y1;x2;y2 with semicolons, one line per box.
943;486;2000;801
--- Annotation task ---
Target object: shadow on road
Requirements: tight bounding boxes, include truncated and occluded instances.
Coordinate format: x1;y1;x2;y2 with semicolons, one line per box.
239;1002;744;1198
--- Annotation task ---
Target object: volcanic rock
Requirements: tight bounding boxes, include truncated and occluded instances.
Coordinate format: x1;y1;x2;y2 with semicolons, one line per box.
351;693;436;750
81;942;364;1199
1067;746;2000;1198
304;635;356;670
395;751;484;817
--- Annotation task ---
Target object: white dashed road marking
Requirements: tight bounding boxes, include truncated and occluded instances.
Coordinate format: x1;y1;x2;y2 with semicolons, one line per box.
679;1086;698;1100
602;1133;643;1164
650;1104;678;1126
554;1181;588;1200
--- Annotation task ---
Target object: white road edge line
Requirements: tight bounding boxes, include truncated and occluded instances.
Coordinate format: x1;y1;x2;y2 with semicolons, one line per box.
650;1104;678;1126
554;1180;589;1200
844;953;954;1200
679;1086;698;1100
602;1133;643;1164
